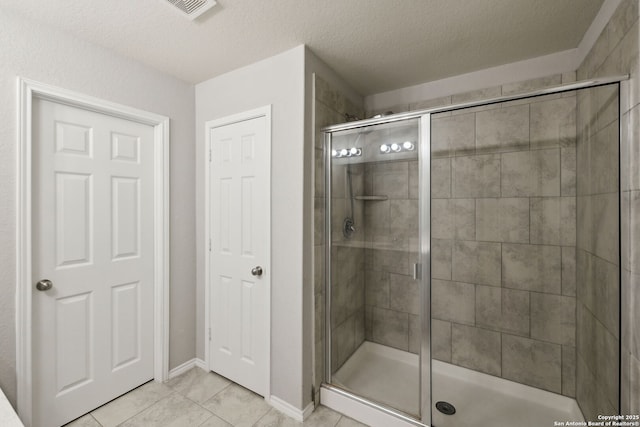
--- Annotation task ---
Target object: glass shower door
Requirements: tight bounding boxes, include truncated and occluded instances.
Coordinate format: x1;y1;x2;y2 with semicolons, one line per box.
326;117;426;420
429;86;620;427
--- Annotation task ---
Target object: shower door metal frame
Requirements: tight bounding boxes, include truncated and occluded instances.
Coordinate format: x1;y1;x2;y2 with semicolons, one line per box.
321;74;629;427
323;118;431;426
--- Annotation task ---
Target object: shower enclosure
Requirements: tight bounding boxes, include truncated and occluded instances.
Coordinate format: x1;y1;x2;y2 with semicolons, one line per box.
321;77;624;427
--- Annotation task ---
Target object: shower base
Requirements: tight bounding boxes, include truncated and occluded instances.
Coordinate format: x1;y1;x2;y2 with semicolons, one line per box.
330;341;584;427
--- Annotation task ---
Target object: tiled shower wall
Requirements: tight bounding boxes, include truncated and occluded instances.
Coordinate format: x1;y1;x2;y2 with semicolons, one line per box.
312;75;364;402
576;0;640;417
329;162;365;372
427;93;578;397
362;161;420;353
366;72;582;397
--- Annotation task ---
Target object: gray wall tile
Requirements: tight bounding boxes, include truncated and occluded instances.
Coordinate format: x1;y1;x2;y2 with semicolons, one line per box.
452;154;501;197
410;95;452;111
432;113;476;158
333;315;356;371
372;161;409;199
502;334;562;393
431;158;451;198
314;245;325;295
502;149;560;197
409;314;420;354
452;86;502;103
390;199;419;238
365;270;389;308
476;104;529;154
531;293;576;346
561;147;577;196
502;243;561;293
476;198;529;243
432;319;452;362
592;192;619;265
389;273;419;315
563;345;576;398
372;307;409;351
562;246;577;296
364;199;389;240
530;97;577;149
530;197;576;246
476;286;530;336
432;199;475;240
631;272;640;357
631;354;640;413
432;279;475;325
408;160;419;199
372;248;409;276
630;191;640;271
594;319;620;406
452;324;501;376
452;240;501;286
591;122;619;194
591;255;620;338
432;239;452;280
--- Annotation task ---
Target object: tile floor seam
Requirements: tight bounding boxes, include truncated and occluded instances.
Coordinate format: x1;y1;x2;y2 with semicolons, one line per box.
90;414;104;427
111;391;181;427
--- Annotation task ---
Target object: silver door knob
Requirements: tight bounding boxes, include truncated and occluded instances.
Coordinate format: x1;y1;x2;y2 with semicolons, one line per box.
251;266;263;276
36;279;53;291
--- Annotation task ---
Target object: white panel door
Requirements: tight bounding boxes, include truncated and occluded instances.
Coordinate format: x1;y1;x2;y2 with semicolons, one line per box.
32;98;155;427
209;115;269;396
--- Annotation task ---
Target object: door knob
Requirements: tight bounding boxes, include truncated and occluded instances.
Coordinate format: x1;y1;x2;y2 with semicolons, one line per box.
36;279;53;291
251;266;263;277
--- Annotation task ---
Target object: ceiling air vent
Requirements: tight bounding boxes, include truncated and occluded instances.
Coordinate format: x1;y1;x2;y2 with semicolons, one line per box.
165;0;217;20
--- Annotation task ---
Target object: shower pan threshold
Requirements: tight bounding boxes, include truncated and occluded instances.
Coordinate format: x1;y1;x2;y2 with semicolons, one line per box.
331;341;583;427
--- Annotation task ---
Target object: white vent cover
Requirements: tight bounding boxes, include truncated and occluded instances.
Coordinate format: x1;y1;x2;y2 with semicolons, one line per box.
165;0;217;20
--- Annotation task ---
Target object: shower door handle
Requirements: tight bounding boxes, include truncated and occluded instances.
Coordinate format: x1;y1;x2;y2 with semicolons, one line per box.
413;263;422;280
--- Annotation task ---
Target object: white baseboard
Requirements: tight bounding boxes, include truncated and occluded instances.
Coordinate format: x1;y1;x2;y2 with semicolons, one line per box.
268;395;315;421
168;358;207;380
194;358;207;370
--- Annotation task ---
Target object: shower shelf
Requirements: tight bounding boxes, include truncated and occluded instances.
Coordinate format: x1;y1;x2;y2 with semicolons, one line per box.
353;195;388;201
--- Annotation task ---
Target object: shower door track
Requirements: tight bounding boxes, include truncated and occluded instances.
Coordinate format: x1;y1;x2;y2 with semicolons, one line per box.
322;73;629;427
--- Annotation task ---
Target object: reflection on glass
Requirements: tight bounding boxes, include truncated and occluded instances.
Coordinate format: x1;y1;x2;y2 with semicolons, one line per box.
327;118;421;417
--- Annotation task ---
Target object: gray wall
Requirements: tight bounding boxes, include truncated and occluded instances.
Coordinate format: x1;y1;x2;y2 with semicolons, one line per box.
0;9;197;407
577;0;640;417
196;46;307;409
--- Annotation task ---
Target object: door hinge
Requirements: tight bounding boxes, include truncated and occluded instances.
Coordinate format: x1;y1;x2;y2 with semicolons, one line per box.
209;149;212;162
209;239;211;252
209;328;211;341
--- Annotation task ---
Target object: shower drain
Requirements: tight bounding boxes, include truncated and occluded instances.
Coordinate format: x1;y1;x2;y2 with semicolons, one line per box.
435;401;457;415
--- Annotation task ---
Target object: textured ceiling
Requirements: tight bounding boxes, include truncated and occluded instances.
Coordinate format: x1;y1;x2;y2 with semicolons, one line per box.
2;0;604;95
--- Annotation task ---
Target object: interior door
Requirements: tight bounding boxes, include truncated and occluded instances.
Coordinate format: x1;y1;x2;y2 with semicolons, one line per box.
209;114;269;396
32;98;155;427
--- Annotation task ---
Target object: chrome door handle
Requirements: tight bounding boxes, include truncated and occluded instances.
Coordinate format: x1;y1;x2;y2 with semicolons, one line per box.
36;279;53;291
251;266;263;276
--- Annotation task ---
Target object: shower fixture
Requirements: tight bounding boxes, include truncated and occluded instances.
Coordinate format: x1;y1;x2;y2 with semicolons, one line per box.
343;164;357;239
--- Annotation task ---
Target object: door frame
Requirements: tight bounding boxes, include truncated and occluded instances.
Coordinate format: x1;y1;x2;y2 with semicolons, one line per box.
203;106;272;401
15;77;171;427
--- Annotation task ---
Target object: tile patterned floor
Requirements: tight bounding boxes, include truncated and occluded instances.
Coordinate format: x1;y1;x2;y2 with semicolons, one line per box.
64;368;368;427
